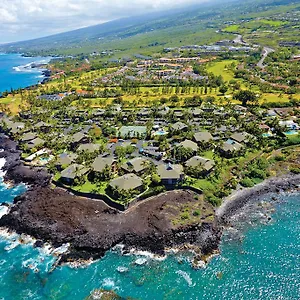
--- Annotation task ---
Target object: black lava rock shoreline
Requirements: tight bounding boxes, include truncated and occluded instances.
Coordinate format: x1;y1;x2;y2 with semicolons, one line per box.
0;132;299;264
0;133;222;263
217;174;300;224
0;133;50;187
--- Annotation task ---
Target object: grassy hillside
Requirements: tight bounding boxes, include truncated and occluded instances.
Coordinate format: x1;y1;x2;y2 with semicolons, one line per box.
0;0;298;57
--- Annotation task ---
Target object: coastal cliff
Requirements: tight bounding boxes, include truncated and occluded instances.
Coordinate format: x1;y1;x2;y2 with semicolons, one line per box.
0;187;221;263
217;174;300;224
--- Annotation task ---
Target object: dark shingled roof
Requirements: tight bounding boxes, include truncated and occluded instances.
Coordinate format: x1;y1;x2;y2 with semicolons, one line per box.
109;173;143;191
92;156;115;173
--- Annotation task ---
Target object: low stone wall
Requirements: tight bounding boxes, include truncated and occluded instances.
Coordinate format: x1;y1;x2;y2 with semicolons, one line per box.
53;180;126;211
53;180;203;212
180;185;203;195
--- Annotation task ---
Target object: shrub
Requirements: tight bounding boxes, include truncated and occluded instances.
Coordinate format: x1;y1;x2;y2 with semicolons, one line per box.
205;192;221;207
249;168;266;179
181;212;190;220
240;177;255;188
274;155;285;162
290;168;300;174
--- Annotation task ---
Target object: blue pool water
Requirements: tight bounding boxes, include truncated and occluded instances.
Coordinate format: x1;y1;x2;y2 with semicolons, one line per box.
226;139;235;144
0;53;52;94
154;130;168;136
262;133;272;137
284;130;298;136
40;157;50;163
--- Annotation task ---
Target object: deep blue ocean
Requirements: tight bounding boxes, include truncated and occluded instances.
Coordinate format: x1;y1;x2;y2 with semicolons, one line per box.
0;53;52;94
0;54;300;299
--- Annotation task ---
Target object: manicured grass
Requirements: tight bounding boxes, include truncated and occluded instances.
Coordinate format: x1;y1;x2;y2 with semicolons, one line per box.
0;94;24;114
207;60;238;82
73;181;108;194
260;93;299;104
53;173;61;181
200;150;215;159
223;24;240;32
185;176;216;192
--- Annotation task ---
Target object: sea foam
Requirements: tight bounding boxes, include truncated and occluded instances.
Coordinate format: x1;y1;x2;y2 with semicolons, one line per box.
0;158;6;178
176;270;195;287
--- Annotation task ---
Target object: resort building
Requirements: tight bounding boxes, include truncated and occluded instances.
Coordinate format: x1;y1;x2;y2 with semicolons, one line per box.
157;163;184;185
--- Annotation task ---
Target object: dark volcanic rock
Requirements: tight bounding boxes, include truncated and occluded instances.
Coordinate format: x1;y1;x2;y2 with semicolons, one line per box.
0;187;222;263
217;174;300;225
0;134;50;187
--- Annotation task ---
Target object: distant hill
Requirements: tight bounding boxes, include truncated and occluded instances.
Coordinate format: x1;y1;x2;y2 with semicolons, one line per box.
0;0;297;56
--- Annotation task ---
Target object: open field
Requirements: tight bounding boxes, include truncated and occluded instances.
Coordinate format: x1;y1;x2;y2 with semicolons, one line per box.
207;60;238;82
223;25;240;33
260;20;288;27
0;94;24;114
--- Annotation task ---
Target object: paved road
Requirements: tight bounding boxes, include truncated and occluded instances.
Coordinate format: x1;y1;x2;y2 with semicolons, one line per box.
257;46;275;68
233;34;248;45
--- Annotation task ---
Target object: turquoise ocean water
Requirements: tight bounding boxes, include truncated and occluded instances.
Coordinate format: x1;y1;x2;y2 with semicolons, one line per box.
0;53;52;94
0;166;299;299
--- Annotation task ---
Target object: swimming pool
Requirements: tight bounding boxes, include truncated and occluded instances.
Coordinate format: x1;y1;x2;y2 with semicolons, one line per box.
40;157;51;163
154;130;168;136
284;130;298;136
262;133;272;137
226;139;235;144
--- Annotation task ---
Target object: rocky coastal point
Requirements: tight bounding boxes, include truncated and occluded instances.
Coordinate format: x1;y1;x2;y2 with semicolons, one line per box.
0;132;299;264
0;133;222;263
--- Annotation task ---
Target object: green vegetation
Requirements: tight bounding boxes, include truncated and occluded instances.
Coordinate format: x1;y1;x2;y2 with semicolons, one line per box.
223;24;240;33
0;0;299;211
207;60;238;82
0;0;298;57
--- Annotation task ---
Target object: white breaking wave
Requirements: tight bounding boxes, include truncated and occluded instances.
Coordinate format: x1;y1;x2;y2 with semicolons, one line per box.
0;158;7;178
102;278;116;289
0;228;61;272
116;266;129;273
134;258;148;265
0;206;9;218
52;243;70;256
12;67;21;72
176;270;195;287
4;240;19;252
13;66;38;73
124;248;167;261
12;58;49;74
0;157;6;170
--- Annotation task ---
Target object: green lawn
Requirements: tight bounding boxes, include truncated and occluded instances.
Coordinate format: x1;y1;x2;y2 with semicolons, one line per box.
260;93;298;104
185;176;216;192
200;150;215;160
53;173;61;181
207;60;238;82
260;19;288;27
0;94;24;114
223;24;240;32
73;181;108;194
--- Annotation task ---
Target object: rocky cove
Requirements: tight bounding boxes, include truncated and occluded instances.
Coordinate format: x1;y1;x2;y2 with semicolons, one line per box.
0;132;299;265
